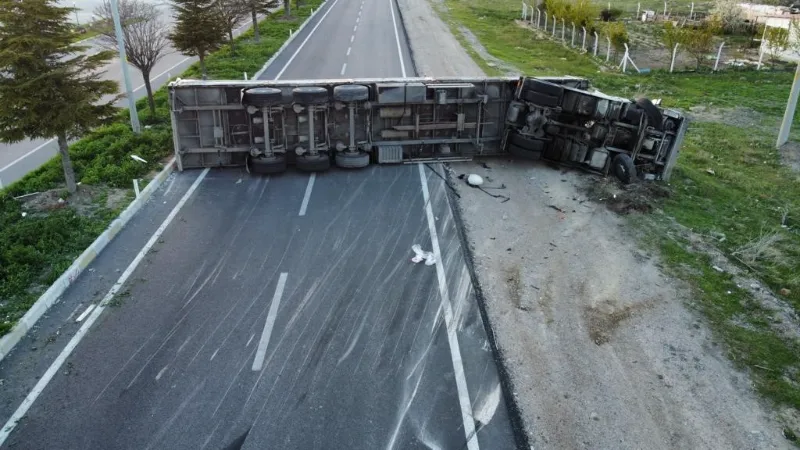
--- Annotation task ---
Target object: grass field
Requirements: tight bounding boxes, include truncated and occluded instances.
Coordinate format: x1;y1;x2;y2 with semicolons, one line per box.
443;0;800;429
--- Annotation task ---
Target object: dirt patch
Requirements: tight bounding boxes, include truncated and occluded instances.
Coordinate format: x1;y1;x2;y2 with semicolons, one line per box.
687;105;765;129
581;176;671;215
19;185;129;218
449;159;788;449
779;141;800;173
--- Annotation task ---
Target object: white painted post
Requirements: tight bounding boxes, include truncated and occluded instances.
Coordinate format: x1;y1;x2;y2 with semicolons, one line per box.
562;19;566;42
290;28;293;37
690;2;694;20
637;2;641;18
244;72;248;80
572;23;576;46
544;12;548;30
606;36;612;61
133;179;140;198
593;31;599;56
777;63;800;148
553;16;557;36
757;25;767;70
522;1;527;20
663;1;667;18
670;43;679;72
537;8;541;28
621;44;629;72
714;41;725;71
530;4;535;25
582;27;587;51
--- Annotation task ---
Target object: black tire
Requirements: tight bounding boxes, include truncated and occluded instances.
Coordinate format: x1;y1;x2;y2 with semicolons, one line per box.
293;87;329;104
635;98;664;131
612;153;636;184
508;133;545;152
522;78;564;96
523;91;561;108
243;88;283;107
296;154;331;172
250;155;287;174
508;144;542;160
335;152;370;169
333;85;369;102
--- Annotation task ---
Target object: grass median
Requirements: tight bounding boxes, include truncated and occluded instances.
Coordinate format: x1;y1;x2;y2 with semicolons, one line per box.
0;0;323;337
441;0;800;431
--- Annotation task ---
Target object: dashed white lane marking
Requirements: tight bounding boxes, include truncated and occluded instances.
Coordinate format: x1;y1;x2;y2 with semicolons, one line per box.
347;47;351;56
210;348;220;361
75;304;95;323
298;173;316;216
252;273;289;371
350;35;355;43
389;0;407;77
155;365;168;381
354;24;358;32
0;168;209;447
356;16;360;23
417;164;479;450
274;0;343;80
246;333;255;347
341;63;347;75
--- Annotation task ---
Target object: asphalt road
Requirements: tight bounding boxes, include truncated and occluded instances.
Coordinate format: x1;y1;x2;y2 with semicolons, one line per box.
0;0;519;448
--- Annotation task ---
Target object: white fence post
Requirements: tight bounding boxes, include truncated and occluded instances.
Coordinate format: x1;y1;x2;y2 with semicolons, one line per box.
593;32;599;56
553;16;557;36
670;43;679;72
544;12;548;30
571;23;576;46
562;19;566;42
777;63;800;148
637;2;641;18
537;8;541;28
522;1;527;20
690;2;694;20
620;44;629;72
582;27;587;51
530;4;534;25
606;36;611;61
714;41;725;71
244;72;248;80
663;1;667;18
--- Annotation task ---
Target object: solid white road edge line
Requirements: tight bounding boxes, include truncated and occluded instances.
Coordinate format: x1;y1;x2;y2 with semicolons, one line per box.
389;0;407;78
252;273;289;371
274;0;343;80
299;173;316;216
417;163;479;450
0;168;209;446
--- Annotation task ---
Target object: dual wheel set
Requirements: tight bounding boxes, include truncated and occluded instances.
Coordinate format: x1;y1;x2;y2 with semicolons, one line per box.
243;84;373;175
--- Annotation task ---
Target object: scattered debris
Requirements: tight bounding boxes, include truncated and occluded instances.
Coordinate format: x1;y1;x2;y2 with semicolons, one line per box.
481;162;491;169
236;178;242;185
130;154;148;164
780;288;791;296
548;205;566;213
706;168;716;176
712;265;724;273
411;244;436;266
20;212;27;218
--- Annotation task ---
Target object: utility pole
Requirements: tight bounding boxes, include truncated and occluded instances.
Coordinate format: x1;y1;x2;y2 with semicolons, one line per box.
110;0;141;134
73;2;79;26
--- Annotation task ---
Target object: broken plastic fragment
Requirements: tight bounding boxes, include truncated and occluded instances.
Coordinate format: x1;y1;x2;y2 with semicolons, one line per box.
130;154;148;164
467;174;484;186
411;244;436;266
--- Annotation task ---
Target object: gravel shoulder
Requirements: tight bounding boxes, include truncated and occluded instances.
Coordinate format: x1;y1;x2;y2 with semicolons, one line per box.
396;0;792;447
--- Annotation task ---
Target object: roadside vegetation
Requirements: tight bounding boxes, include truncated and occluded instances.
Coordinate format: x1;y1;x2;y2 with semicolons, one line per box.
0;0;321;337
440;0;800;436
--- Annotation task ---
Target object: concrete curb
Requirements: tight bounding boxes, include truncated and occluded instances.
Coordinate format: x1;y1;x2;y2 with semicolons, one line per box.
253;1;329;80
0;157;177;363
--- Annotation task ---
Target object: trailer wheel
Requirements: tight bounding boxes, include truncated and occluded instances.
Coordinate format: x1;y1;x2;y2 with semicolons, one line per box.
335;152;370;169
635;98;664;131
507;133;544;160
333;85;369;102
250;155;287;174
612;153;636;184
293;87;329;104
243;88;283;107
296;154;331;172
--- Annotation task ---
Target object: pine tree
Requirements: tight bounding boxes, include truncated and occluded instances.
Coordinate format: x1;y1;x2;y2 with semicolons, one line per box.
170;0;226;79
0;0;119;194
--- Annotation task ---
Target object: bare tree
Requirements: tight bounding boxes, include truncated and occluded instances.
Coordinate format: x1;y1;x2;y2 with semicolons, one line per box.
218;0;248;53
94;0;169;114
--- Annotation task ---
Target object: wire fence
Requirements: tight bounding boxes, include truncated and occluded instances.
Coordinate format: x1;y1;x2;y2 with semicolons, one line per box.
520;2;782;74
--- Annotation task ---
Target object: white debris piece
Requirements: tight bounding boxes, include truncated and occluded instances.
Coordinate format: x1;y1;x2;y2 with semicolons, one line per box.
467;174;484;186
130;154;148;164
411;244;436;266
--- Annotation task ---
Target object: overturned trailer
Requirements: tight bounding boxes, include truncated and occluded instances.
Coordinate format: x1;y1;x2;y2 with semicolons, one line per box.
168;75;687;183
